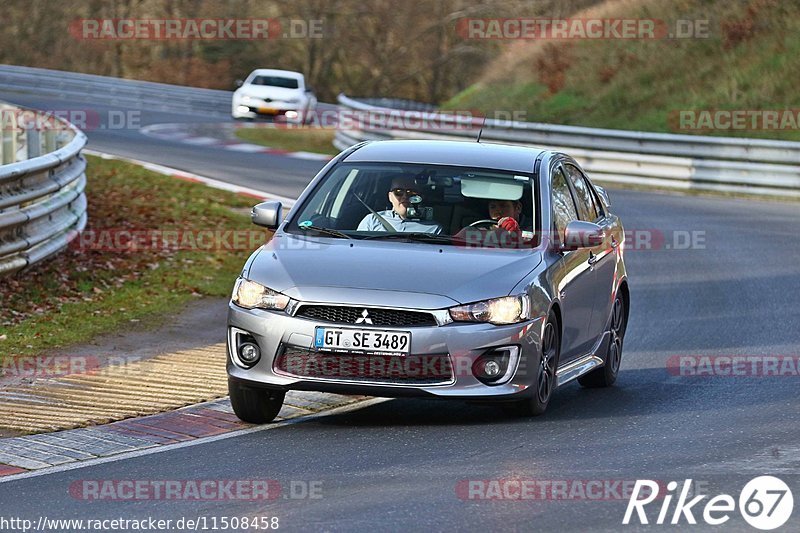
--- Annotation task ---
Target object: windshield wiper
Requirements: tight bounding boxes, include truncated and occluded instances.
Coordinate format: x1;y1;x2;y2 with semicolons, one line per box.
362;232;454;244
298;224;354;240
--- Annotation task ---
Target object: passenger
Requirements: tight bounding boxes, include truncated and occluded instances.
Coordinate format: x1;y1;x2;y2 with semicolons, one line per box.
455;199;525;248
487;199;522;233
357;177;444;234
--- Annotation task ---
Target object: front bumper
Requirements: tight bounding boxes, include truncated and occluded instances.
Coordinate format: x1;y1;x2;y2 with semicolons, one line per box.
232;98;305;121
226;302;545;400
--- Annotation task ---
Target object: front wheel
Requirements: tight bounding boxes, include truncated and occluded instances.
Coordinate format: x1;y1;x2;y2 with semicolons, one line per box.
578;293;626;388
229;379;285;424
503;312;560;417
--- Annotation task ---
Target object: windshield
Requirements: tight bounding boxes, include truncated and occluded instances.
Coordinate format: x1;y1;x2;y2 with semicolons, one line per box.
249;75;300;89
288;163;538;249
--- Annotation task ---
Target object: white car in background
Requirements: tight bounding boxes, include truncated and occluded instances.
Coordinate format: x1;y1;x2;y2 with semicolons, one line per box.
231;69;317;123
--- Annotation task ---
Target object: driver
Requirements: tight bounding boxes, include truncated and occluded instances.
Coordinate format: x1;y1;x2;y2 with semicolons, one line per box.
357;177;444;234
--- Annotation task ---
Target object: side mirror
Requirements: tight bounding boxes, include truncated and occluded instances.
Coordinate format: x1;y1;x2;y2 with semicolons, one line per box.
562;220;604;251
595;185;611;208
252;201;283;229
234;79;244;88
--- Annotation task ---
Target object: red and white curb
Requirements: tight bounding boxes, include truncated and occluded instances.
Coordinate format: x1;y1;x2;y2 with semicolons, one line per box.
0;395;385;482
83;149;297;207
140;123;333;162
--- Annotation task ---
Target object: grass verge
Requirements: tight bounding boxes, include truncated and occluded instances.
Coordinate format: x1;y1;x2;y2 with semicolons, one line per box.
234;125;337;155
444;0;800;142
0;155;268;360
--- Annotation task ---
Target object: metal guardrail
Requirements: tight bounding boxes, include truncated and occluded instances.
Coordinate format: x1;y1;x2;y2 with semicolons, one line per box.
0;102;88;275
0;64;232;116
335;94;800;198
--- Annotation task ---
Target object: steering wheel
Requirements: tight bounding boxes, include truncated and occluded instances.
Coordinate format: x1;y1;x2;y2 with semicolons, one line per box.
468;219;498;229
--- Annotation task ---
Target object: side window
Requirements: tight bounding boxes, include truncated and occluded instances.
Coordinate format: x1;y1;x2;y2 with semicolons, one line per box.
551;166;579;244
565;164;599;221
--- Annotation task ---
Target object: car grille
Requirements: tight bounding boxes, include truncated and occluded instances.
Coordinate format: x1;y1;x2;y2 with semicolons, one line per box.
295;305;437;327
274;346;454;385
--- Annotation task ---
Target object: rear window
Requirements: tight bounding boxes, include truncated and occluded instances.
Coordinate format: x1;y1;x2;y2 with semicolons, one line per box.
249;76;299;89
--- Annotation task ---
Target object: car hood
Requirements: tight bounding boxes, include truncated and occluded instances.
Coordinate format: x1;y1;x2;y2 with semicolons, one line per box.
245;233;542;308
239;86;302;101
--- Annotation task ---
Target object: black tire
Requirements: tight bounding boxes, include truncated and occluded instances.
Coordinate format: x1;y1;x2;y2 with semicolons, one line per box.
229;379;285;424
578;292;627;388
504;311;560;417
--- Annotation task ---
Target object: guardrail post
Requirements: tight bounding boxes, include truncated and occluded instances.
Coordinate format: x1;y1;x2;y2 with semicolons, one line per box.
26;123;42;159
1;112;17;164
44;129;57;153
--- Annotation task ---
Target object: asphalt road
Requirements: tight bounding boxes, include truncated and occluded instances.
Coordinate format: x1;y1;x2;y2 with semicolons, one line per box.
1;88;798;532
3;91;330;199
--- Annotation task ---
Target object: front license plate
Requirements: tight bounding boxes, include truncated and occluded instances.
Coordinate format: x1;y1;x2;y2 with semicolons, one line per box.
314;327;411;355
258;107;278;114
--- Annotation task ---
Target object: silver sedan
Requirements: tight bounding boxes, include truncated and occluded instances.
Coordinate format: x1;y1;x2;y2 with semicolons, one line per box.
227;140;629;422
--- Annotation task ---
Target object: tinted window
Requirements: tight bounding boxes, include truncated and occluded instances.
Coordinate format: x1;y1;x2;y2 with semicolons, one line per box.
566;164;599;221
551;166;578;244
250;76;299;89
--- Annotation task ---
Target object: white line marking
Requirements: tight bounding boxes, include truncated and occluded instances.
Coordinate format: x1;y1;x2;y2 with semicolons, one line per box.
0;398;389;483
290;151;333;161
224;143;272;153
182;136;219;145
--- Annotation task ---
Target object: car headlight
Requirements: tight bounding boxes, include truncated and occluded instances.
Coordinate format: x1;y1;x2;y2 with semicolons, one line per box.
449;295;530;325
284;98;300;104
232;278;290;310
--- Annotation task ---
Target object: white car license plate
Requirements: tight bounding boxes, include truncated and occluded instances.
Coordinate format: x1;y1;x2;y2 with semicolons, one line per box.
314;327;411;355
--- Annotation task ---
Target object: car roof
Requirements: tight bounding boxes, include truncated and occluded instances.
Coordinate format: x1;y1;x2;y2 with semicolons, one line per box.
343;140;546;174
248;69;304;79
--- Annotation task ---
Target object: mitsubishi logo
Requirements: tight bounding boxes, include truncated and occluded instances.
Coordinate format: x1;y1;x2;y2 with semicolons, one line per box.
355;309;373;325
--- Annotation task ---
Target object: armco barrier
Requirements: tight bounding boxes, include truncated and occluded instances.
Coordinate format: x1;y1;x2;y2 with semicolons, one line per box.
0;102;87;275
334;94;800;198
0;64;231;116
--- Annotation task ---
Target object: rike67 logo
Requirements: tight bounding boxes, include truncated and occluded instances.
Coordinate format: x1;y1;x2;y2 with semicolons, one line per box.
624;476;794;530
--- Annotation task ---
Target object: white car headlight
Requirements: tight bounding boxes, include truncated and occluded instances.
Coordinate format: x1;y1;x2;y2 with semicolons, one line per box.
284;98;301;104
232;278;290;310
449;295;530;325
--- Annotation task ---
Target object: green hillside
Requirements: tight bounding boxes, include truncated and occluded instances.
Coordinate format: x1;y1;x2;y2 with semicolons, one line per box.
444;0;800;141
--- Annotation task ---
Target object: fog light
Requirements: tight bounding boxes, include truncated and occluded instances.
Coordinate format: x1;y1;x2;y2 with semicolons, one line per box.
473;346;520;385
239;342;261;365
483;359;502;378
236;105;249;113
285;110;299;120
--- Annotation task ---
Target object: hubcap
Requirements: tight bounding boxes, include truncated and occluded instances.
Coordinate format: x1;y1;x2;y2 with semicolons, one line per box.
538;322;557;403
